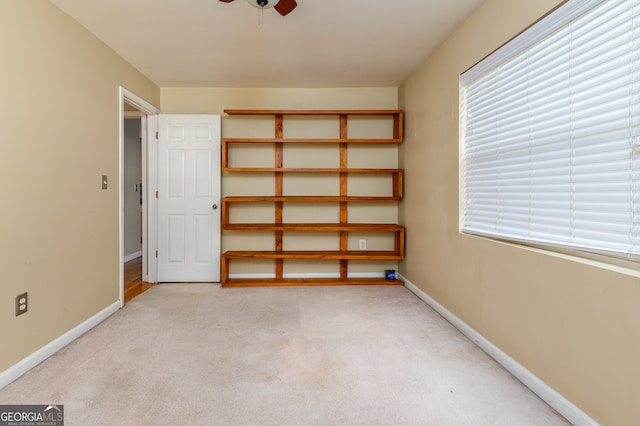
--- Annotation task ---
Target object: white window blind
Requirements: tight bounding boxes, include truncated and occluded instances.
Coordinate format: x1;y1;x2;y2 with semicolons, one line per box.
460;0;640;259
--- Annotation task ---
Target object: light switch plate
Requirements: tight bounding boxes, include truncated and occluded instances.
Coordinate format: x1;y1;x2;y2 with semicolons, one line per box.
101;175;108;190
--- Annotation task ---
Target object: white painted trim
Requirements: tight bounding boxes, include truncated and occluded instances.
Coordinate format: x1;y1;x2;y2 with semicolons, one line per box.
0;301;120;390
119;87;161;305
399;274;597;426
120;87;160;115
123;251;142;263
140;115;149;282
146;114;159;284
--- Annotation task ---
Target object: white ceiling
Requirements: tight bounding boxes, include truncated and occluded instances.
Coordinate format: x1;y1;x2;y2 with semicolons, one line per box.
49;0;485;88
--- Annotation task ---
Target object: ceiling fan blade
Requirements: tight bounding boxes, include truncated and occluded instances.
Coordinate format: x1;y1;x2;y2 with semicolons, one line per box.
219;0;235;3
274;0;297;16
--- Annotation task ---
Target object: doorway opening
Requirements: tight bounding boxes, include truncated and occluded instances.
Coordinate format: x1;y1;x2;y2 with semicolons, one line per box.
119;87;160;305
123;114;153;302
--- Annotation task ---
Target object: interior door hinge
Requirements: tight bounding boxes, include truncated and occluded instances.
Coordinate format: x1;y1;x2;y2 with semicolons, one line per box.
155;131;159;140
155;191;158;199
155;250;158;258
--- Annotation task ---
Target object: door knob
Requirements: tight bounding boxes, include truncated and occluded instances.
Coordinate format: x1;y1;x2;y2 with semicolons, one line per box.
212;203;218;210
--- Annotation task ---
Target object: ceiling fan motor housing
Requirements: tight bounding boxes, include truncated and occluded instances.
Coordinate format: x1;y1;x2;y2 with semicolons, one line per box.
220;0;297;17
248;0;277;9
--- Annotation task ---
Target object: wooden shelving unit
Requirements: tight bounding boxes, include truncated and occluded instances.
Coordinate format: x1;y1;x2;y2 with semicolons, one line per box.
221;109;404;287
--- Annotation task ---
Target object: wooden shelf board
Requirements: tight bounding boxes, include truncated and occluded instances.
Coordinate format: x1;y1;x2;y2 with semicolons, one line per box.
223;138;402;144
223;250;403;260
222;167;402;173
221;277;404;287
224;109;403;116
223;223;404;231
223;196;401;202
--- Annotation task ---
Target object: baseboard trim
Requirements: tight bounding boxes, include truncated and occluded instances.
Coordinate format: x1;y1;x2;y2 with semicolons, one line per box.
400;274;597;426
123;251;142;263
0;301;121;390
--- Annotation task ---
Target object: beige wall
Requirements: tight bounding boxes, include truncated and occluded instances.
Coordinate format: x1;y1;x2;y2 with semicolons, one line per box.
161;87;398;115
0;1;159;372
400;0;640;424
162;88;400;276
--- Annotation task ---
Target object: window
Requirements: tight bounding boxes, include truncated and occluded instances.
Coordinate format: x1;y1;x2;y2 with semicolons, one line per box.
460;0;640;260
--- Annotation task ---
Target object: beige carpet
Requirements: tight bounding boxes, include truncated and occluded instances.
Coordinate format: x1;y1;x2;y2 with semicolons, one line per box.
0;284;569;425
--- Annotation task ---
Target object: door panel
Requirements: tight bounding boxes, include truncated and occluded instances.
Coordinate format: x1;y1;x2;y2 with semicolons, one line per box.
157;115;221;282
168;214;185;263
195;214;212;263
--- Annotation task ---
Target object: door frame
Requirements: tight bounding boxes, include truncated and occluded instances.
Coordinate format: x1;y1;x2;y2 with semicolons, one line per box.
119;87;160;306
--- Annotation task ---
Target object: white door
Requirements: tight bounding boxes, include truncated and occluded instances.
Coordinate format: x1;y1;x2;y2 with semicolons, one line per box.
157;114;221;282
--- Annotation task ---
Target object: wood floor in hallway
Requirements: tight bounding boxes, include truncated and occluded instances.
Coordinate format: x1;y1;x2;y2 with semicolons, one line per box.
124;256;154;304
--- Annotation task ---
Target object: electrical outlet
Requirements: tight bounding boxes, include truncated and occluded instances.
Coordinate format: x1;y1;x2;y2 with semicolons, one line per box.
359;239;367;250
15;292;28;317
